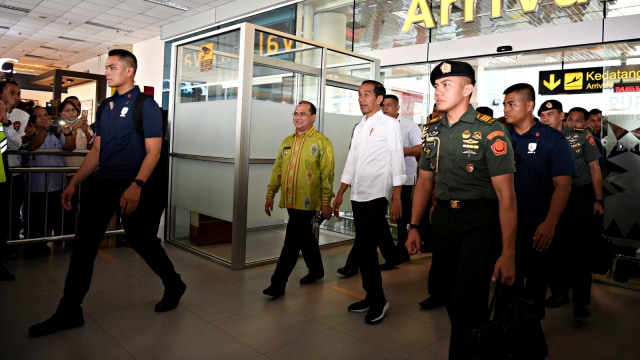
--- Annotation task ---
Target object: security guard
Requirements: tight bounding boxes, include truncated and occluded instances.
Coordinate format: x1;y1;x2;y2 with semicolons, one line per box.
406;60;517;360
539;103;603;320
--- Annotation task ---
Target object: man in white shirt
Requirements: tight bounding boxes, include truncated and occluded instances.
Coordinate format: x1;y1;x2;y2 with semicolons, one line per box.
332;80;406;325
0;80;29;256
381;94;422;264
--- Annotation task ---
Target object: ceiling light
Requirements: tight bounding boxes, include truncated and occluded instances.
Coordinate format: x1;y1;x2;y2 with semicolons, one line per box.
58;36;100;44
0;4;30;13
144;0;190;11
40;46;79;53
85;21;132;33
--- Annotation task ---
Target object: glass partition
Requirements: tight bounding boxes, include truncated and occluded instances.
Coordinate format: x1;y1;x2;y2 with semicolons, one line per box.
167;23;379;268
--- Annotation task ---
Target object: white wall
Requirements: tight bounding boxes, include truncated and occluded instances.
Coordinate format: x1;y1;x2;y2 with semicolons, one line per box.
67;38;164;105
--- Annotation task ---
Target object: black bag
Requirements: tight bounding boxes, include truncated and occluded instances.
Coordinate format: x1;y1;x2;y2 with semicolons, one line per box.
470;285;548;360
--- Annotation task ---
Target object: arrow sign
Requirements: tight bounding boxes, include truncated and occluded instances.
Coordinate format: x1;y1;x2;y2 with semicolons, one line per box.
543;74;561;91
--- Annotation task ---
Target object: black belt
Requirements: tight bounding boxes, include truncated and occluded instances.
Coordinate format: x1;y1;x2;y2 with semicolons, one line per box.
436;198;497;209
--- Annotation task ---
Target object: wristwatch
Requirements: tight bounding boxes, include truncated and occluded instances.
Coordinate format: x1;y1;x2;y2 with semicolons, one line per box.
133;179;145;188
407;223;420;231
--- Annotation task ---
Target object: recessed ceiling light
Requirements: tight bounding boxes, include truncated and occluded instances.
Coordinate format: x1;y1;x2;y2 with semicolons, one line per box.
85;21;132;33
144;0;189;11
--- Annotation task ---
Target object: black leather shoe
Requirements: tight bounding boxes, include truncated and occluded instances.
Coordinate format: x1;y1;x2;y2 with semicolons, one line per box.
28;311;85;337
155;279;187;312
337;267;358;278
379;259;402;271
419;296;444;310
299;273;323;285
263;285;285;298
545;295;569;308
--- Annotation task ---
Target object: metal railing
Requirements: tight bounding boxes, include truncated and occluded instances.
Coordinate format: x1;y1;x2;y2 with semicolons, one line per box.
5;149;124;246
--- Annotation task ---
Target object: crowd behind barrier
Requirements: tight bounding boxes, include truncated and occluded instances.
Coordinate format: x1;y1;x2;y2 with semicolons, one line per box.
5;149;125;248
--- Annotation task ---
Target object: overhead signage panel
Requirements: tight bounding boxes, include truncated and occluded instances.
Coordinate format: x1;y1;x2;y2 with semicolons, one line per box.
539;65;640;95
539;67;604;95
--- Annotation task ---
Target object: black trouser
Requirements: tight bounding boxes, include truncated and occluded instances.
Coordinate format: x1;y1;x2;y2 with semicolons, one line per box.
352;198;390;306
27;190;63;239
9;175;24;241
270;209;324;288
343;203;399;269
59;176;179;310
431;200;501;360
549;184;596;306
62;175;78;235
395;184;414;258
513;230;560;319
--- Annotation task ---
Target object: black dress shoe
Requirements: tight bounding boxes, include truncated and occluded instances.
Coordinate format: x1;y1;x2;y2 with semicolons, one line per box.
299;273;323;285
419;296;444;310
28;311;85;337
155;278;187;312
379;259;402;271
545;295;569;308
263;285;285;298
337;267;358;278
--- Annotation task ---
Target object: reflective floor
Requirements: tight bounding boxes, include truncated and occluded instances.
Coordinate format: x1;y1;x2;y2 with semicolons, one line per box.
1;242;639;360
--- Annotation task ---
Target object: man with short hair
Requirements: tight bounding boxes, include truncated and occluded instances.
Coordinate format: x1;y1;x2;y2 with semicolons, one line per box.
28;49;186;337
588;108;604;138
381;94;422;264
333;80;405;325
0;80;29;277
539;102;603;320
262;101;335;298
405;60;517;359
503;86;575;357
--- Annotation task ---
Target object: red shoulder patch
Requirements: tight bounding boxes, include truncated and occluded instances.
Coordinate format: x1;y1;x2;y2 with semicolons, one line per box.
491;139;508;156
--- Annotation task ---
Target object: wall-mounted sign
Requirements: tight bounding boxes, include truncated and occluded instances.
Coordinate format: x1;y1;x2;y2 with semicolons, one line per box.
402;0;589;32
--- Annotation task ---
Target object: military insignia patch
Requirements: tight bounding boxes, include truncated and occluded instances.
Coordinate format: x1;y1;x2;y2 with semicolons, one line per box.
472;131;482;140
487;130;504;140
462;130;471;139
441;62;451;74
491;139;508;156
466;164;474;172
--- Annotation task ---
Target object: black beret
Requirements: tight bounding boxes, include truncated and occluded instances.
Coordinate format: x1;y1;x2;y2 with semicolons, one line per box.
430;60;475;85
537;99;563;116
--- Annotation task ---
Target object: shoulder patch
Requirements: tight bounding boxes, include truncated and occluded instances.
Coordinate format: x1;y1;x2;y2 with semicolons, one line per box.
476;113;495;124
427;115;442;125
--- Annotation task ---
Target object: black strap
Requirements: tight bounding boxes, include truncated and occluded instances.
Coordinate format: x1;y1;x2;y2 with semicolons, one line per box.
95;90;151;141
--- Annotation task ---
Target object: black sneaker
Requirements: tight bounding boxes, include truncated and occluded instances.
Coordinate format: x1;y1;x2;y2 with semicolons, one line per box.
348;300;370;313
155;279;187;312
573;305;591;320
365;302;389;324
28;311;85;337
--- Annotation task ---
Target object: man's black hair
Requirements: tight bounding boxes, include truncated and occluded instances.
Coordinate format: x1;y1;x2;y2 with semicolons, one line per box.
503;83;535;103
361;80;386;98
298;101;316;115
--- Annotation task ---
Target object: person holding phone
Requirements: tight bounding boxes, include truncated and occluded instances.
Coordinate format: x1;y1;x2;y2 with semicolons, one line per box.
22;106;75;258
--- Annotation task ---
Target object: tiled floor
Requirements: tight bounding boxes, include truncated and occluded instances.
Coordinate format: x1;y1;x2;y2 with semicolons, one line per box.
1;242;639;360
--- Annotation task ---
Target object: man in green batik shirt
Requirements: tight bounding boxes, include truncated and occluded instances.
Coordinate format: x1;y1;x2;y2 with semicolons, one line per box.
263;101;335;298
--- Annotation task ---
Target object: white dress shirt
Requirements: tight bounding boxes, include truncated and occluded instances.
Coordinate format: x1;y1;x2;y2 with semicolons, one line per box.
6;108;29;170
340;110;406;202
398;117;422;186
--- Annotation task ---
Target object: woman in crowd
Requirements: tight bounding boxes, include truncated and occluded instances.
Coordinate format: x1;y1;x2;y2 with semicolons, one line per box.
22;106;75;258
